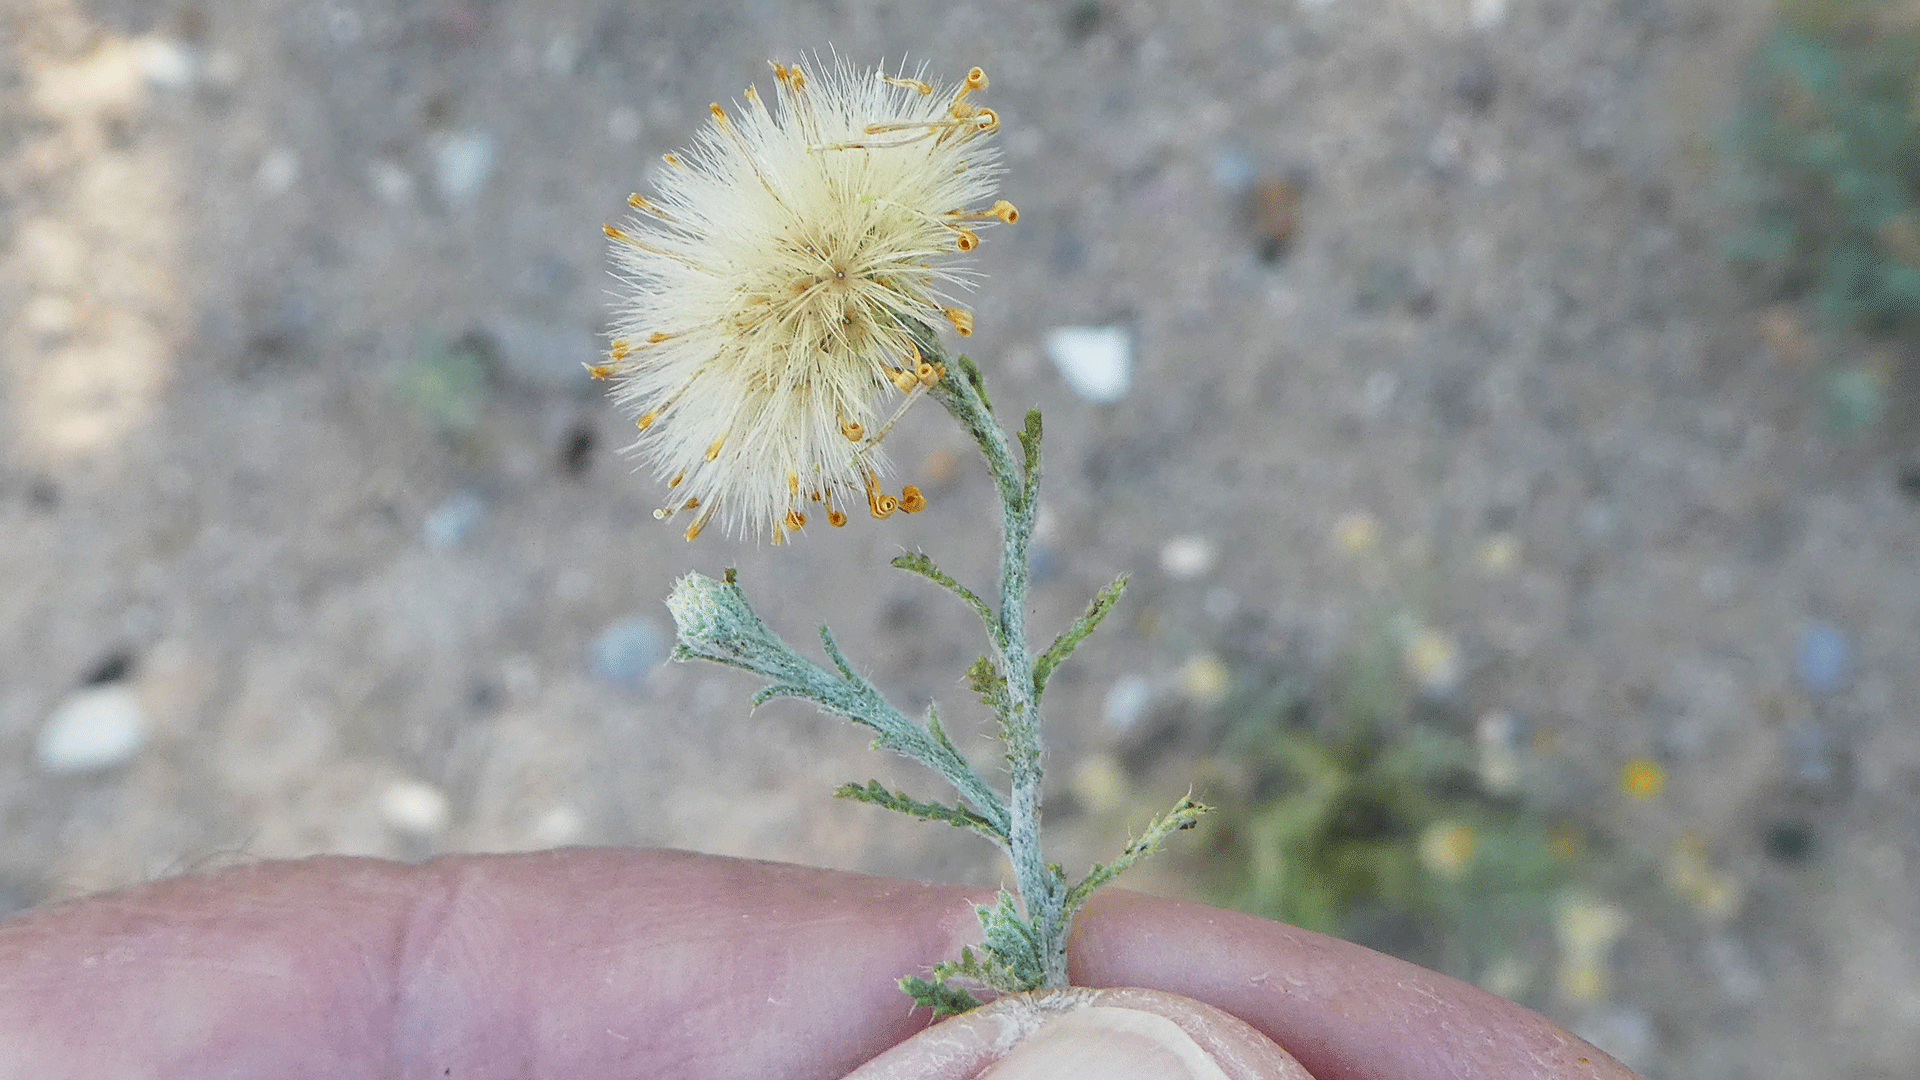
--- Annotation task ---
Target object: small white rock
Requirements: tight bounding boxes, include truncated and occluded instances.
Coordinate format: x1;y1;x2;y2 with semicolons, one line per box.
1470;0;1509;30
1103;675;1152;731
530;804;585;846
434;130;497;206
1159;535;1216;580
1045;326;1133;402
35;684;150;775
369;159;415;205
255;147;300;196
136;38;196;91
377;778;452;838
606;106;642;144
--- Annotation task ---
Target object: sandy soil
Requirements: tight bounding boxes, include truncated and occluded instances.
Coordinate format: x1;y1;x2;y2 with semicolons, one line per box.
5;1;1919;1076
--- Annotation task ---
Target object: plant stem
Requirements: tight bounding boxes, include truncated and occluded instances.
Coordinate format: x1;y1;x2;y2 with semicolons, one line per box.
927;347;1069;989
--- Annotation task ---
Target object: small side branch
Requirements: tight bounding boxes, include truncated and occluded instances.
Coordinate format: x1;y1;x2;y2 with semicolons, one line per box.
1034;575;1128;697
1063;793;1209;919
892;551;1003;649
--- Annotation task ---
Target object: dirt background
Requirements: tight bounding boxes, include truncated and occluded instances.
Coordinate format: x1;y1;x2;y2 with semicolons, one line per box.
5;0;1919;1077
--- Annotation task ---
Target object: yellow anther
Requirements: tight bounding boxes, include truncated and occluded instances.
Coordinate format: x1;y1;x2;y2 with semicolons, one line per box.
705;432;727;461
882;74;933;95
683;510;709;542
899;485;927;514
974;108;998;132
709;102;729;126
890;366;920;393
841;421;865;441
787;470;799;496
789;65;808;90
663;153;682;168
916;359;943;387
744;84;761;107
785;508;808;530
942;306;974;336
636;411;657;431
771;61;790;85
604;224;633;242
668;469;686;489
610;340;632;360
682;498;700;509
646;330;670;344
627;194;673;221
585;364;614;380
827;508;848;527
993;199;1018;224
965;67;987;91
869;492;899;519
953;227;979;252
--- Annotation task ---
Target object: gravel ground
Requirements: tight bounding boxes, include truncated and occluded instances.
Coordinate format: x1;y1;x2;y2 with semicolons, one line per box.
6;1;1920;1077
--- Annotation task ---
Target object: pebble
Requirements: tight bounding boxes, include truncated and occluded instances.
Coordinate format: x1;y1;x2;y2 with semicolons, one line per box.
1358;370;1398;416
255;148;300;196
1209;146;1256;192
606;106;643;144
530;804;586;846
589;616;668;684
369;159;415;205
423;492;486;550
1796;621;1850;695
34;684;150;775
377;779;452;838
434;130;497;206
1045;326;1132;402
1102;674;1152;731
136;38;196;91
1159;535;1216;580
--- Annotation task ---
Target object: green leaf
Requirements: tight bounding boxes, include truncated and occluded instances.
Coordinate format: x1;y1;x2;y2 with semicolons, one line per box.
835;780;1007;842
967;655;1011;714
1033;576;1128;696
892;551;1000;645
898;975;983;1017
1018;410;1043;502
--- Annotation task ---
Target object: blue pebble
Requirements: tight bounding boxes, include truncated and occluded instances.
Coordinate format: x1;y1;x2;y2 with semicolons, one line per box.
423;492;486;550
1797;622;1850;696
590;617;667;685
1210;147;1257;192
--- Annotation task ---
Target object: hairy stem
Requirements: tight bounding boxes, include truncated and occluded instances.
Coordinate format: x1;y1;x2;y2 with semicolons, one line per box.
928;348;1068;989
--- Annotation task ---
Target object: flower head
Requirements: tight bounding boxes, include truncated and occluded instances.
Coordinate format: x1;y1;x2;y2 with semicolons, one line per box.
602;55;1016;542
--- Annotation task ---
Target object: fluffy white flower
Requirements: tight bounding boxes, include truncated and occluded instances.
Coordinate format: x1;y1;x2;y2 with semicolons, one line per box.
603;55;1016;542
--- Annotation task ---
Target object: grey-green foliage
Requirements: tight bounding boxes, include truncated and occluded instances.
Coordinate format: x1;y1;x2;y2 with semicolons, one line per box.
664;347;1206;1012
1726;0;1920;428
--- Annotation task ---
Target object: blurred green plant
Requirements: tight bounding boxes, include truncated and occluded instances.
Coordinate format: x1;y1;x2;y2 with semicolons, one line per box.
1725;0;1920;431
389;330;496;436
1199;637;1574;995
